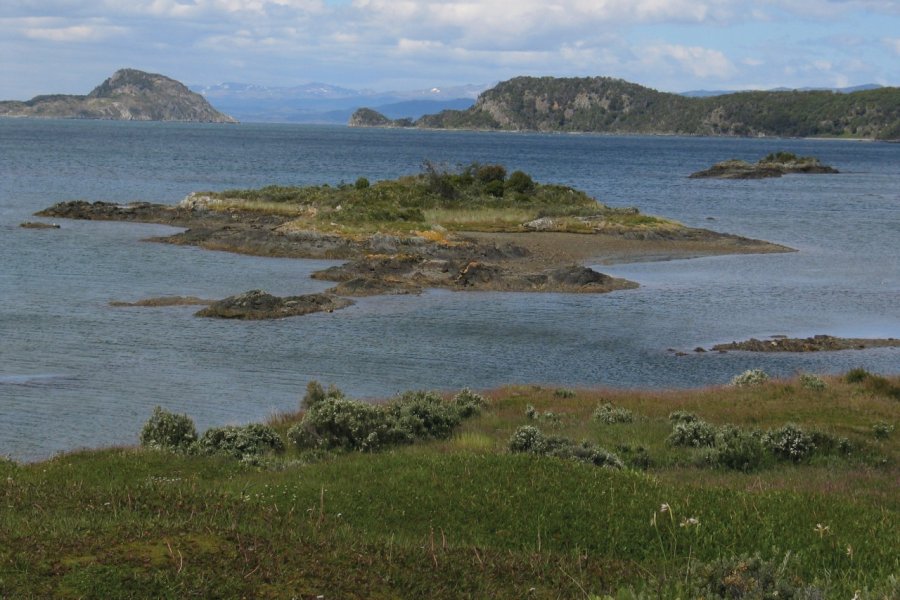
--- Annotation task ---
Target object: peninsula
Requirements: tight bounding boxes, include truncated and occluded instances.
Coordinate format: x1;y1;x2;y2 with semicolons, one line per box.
0;69;237;123
38;163;790;317
350;75;900;140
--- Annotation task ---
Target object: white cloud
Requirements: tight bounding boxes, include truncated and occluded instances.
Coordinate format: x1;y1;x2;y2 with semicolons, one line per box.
641;44;736;79
16;17;127;42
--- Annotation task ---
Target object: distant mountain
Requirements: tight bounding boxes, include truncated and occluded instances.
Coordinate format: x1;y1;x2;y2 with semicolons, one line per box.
0;69;236;123
681;83;884;97
359;76;900;140
189;81;485;123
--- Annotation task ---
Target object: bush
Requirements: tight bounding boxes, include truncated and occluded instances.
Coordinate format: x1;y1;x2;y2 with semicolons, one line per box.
289;388;479;454
695;552;816;599
554;388;576;398
799;372;827;391
711;425;767;472
729;368;770;387
475;164;506;183
508;425;546;454
386;391;461;441
483;179;504;197
197;424;284;460
872;421;894;439
505;170;535;194
592;403;635;424
288;396;395;452
845;367;871;383
453;388;488;418
669;410;698;423
764;424;815;462
354;177;370;190
508;426;623;469
140;407;197;452
668;420;717;448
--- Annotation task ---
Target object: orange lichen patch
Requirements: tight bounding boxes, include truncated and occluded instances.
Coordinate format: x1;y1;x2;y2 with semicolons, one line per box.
415;229;452;244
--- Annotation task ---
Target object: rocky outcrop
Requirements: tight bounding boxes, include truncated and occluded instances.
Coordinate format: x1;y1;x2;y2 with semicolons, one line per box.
690;153;838;179
19;221;60;229
711;335;900;352
348;108;413;128
195;290;352;320
0;69;236;123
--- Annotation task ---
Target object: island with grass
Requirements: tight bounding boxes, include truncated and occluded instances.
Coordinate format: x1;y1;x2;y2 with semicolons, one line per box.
38;162;790;317
689;152;839;179
2;369;898;597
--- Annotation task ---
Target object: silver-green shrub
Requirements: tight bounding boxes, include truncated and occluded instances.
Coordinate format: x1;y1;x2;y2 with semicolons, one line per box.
764;423;815;462
592;403;634;424
729;368;770;387
453;388;488;418
668;410;698;423
140;407;197;452
799;372;827;391
197;423;284;460
508;425;623;469
668;420;717;447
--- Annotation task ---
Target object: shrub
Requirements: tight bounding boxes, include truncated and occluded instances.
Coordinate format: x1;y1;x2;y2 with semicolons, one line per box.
505;170;535;194
799;372;827;391
289;388;478;454
140;407;197;452
554;388;576;398
872;421;894;439
197;423;284;460
845;367;871;383
386;391;461;441
453;388;488;418
509;426;623;469
525;404;537;420
764;424;815;462
668;420;717;448
302;380;344;411
711;425;767;472
729;368;770;387
288;396;394;452
508;425;546;454
592;403;635;424
354;177;370;190
483;179;504;197
695;552;815;599
475;164;506;183
669;410;698;423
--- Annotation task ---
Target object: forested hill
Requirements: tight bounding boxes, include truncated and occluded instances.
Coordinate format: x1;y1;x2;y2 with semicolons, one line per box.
357;76;900;140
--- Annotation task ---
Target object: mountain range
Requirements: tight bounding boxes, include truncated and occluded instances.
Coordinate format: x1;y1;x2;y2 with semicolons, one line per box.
189;81;487;123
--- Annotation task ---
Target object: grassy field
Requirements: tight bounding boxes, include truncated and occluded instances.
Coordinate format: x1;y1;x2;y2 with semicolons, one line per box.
196;162;679;237
1;370;897;599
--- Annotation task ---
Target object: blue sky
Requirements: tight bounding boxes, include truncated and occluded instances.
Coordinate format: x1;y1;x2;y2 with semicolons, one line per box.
1;0;898;98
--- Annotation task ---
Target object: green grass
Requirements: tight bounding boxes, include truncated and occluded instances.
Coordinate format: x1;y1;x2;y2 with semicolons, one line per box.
1;372;898;598
199;163;673;237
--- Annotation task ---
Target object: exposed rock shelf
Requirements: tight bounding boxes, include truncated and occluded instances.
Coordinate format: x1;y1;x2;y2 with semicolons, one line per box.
712;335;900;352
689;152;838;179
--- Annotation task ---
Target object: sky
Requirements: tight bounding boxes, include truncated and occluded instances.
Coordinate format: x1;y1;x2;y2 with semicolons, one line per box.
1;0;899;99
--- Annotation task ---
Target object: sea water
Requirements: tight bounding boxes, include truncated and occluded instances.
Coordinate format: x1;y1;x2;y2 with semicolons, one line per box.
1;119;898;460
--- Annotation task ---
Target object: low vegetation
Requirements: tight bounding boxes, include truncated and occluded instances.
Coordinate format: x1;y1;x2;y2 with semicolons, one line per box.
2;370;898;598
195;162;676;236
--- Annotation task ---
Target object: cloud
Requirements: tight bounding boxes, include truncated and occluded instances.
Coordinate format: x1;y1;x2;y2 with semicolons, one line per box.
16;17;127;42
641;44;737;79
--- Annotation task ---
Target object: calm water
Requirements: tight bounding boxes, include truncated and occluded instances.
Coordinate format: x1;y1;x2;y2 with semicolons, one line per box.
1;119;898;461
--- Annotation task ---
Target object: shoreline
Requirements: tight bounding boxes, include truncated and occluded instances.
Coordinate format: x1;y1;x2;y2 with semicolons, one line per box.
36;200;791;312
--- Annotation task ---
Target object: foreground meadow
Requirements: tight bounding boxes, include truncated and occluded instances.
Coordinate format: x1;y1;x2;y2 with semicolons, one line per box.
1;370;897;599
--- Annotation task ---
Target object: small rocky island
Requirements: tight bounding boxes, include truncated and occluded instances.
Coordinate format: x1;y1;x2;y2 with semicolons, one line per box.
711;335;900;352
0;68;236;123
689;152;838;179
38;163;791;319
